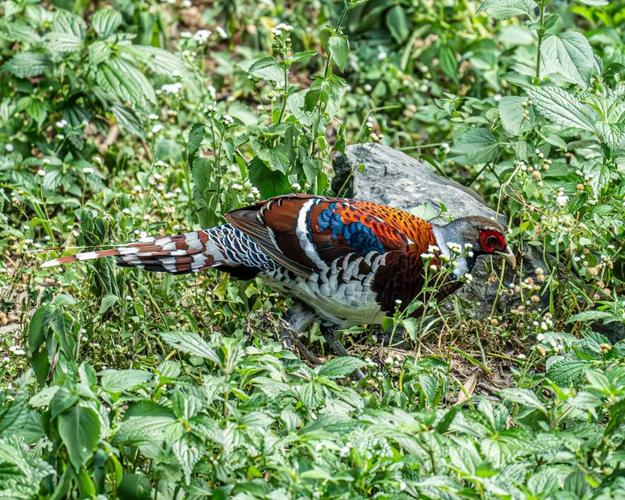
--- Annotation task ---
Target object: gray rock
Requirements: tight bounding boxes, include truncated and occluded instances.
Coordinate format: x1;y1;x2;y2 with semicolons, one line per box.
332;143;506;225
332;143;511;318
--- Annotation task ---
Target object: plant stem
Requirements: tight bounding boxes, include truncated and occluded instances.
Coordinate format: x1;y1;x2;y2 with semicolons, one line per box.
535;2;546;80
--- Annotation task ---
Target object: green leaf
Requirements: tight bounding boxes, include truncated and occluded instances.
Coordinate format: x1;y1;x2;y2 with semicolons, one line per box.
240;57;285;85
500;388;547;413
159;331;220;363
566;310;614;323
100;369;152;393
499;96;532;136
451;128;501;164
113;416;173;446
52;10;86;39
3;52;51;78
386;5;410;43
98;293;118;315
44;32;83;54
540;32;597;87
58;405;101;471
111;104;145;138
527;86;597;132
97;57;156;109
317;357;366;378
439;45;458;82
28;305;52;354
478;0;538;19
248;156;291;198
92;8;122;38
49;387;78;419
172;437;201;485
576;0;608;5
547;357;588;385
328;35;349;71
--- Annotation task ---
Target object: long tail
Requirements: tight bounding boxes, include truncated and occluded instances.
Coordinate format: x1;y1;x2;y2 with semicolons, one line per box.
41;224;273;277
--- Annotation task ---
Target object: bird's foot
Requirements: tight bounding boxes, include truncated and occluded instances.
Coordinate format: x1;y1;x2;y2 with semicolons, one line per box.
279;322;320;366
320;324;365;380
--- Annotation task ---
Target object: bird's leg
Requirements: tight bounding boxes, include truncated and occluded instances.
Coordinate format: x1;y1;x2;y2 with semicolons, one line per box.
280;305;320;366
320;323;365;380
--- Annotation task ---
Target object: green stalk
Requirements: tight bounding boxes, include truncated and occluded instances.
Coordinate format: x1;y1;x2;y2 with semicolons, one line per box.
535;2;546;80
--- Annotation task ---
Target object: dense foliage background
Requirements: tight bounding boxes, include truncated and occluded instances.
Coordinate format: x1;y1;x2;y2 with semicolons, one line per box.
1;0;625;497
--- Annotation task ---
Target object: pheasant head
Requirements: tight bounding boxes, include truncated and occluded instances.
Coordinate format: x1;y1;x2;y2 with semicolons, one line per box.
433;215;516;277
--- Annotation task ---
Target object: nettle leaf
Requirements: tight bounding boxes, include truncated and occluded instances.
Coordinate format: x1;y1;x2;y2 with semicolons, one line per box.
451;127;501;164
526;86;597;132
478;0;538;19
317;357;366;378
3;52;51;78
52;9;86;39
239;57;285;85
44;32;83;54
498;96;532;136
546;357;588;386
57;405;101;471
96;57;156;109
92;8;122;38
566;310;614;323
159;331;220;363
100;369;152;393
172;438;201;485
500;388;547;413
328;35;349;71
540;32;597;88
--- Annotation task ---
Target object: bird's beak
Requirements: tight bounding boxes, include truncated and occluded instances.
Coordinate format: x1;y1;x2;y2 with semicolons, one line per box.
496;246;516;269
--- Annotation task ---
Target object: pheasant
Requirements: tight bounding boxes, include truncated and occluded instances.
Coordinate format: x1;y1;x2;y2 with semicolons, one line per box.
43;194;514;359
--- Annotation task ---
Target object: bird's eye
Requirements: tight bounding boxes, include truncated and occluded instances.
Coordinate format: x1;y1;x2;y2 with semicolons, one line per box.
487;236;498;248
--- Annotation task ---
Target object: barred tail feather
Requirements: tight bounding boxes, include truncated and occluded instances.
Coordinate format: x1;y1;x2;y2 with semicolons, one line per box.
42;231;217;275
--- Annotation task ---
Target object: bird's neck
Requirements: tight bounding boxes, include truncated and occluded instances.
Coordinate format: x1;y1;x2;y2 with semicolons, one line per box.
432;225;477;278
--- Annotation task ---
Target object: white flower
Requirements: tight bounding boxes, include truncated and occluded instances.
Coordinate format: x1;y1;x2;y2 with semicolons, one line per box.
537;333;545;341
394;299;402;305
151;124;163;134
83;167;95;175
494;94;502;102
339;445;350;457
447;242;462;254
55;119;68;129
420;252;435;260
216;26;228;39
161;82;183;95
5;143;14;152
37;169;46;177
427;244;439;253
377;51;387;61
223;114;235;126
182;0;191;7
556;194;569;207
180;31;192;39
464;273;473;282
441;142;450;153
193;30;211;43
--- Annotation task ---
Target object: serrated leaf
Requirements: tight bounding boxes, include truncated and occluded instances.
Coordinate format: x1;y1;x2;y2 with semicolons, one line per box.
248;156;291;198
44;32;83;54
159;331;220;363
3;52;51;78
239;57;285;84
499;96;532;136
100;369;152;393
478;0;538;19
451;127;501;164
328;35;349;71
92;8;122;38
113;416;173;445
172;438;201;485
111;104;145;138
500;388;547;413
540;32;597;87
547;358;588;386
52;10;86;39
317;357;366;378
527;86;597;132
97;57;156;109
566;310;614;323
